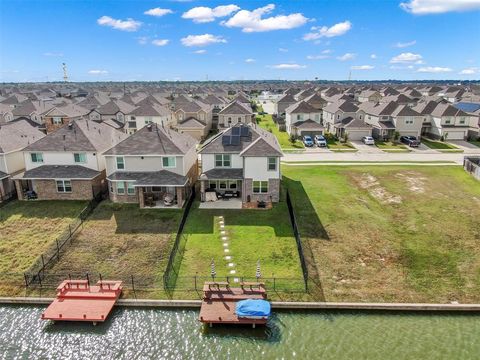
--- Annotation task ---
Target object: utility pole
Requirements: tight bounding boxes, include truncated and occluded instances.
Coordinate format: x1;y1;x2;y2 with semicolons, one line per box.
62;63;68;82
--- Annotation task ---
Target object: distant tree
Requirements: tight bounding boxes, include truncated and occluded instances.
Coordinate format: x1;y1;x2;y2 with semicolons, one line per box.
289;134;296;146
343;132;349;143
444;132;449;142
393;131;400;142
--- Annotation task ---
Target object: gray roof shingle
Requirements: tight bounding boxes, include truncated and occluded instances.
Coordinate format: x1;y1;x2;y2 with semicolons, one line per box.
22;165;100;179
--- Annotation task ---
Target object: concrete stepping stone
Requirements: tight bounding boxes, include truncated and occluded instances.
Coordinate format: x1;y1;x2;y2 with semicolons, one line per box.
225;256;232;260
223;243;228;247
224;249;229;253
229;270;236;274
233;278;239;283
228;263;235;267
221;236;228;241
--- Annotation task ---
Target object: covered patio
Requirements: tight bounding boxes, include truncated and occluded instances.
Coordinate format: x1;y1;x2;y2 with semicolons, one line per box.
199;168;243;206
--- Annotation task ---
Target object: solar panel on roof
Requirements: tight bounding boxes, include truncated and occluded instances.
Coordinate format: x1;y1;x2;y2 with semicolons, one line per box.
230;135;240;145
240;126;250;137
222;135;231;145
231;127;240;136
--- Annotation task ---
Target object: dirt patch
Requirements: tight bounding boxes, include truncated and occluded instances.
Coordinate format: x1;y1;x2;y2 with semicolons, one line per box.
396;171;427;194
356;173;402;204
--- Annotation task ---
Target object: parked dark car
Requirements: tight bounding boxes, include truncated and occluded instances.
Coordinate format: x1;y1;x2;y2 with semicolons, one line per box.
400;135;420;147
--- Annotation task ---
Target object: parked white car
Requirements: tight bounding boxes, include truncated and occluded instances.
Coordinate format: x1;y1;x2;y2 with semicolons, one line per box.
362;136;375;145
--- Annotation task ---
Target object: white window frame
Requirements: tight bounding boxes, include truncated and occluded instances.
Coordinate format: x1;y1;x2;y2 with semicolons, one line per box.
116;156;125;170
253;181;268;194
267;157;277;171
117;181;125;195
30;152;44;163
56;179;72;193
162;157;176;168
215;154;231;168
52;116;62;125
127;181;135;195
74;152;87;163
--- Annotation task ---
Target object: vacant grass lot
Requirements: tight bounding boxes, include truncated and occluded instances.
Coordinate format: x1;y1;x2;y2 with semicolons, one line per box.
327;139;357;151
256;114;304;150
283;165;480;303
46;201;182;291
0;200;88;274
375;141;410;152
176;201;303;290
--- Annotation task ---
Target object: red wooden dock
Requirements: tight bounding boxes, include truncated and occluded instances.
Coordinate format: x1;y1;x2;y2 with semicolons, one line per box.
41;279;122;324
199;282;268;327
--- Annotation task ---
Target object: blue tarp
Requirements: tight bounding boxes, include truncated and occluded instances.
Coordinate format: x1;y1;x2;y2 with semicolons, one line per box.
235;299;271;317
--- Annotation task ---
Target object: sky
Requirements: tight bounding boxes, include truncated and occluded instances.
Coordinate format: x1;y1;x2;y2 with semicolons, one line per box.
0;0;479;82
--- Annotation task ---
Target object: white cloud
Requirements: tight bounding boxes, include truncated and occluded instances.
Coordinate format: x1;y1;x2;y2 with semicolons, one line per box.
370;54;377;59
194;49;207;54
137;37;148;45
394;40;417;48
279;48;288;52
351;65;374;70
152;39;169;46
181;34;227;47
322;49;332;54
182;5;240;23
417;66;453;73
459;68;478;75
400;0;480;14
303;21;352;41
43;52;63;57
307;55;330;60
390;52;423;63
337;53;356;61
245;58;256;63
144;8;173;17
222;4;309;32
88;70;108;75
97;16;141;32
269;63;306;69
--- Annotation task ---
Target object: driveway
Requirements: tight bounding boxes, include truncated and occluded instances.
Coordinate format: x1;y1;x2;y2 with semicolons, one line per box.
351;141;383;153
410;142;436;153
448;141;480;153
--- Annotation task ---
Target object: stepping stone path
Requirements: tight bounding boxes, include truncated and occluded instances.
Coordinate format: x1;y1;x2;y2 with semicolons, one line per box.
218;215;238;280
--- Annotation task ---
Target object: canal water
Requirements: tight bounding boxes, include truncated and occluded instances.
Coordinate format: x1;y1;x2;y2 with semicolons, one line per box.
0;305;479;359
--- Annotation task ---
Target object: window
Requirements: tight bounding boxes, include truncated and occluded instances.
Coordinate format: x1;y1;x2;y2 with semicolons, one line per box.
117;181;125;194
459;117;466;125
215;154;231;168
219;181;227;189
127;182;135;195
162;157;176;168
209;181;217;189
405;117;414;125
238;117;241;123
199;113;205;121
116;156;125;170
445;117;452;124
145;117;153;125
30;153;43;163
74;153;87;163
52;117;62;125
56;180;72;193
253;181;268;194
229;181;237;189
268;157;277;171
128;121;137;128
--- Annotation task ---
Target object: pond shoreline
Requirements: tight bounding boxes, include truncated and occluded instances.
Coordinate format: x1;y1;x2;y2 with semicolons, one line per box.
2;297;480;312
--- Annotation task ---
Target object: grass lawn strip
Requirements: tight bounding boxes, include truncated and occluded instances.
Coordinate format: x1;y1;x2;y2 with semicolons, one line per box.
422;138;461;151
256;114;305;150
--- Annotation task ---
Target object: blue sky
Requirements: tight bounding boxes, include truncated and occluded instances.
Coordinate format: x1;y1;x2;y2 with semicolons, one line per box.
1;0;479;82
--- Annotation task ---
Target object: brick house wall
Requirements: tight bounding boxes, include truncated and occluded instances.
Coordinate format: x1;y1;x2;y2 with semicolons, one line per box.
242;178;280;203
108;181;139;203
32;179;95;200
44;116;69;133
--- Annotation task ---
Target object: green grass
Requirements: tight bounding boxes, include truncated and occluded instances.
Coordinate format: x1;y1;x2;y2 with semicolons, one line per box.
256;114;304;150
468;140;480;148
46;201;182;285
422;138;460;150
327;139;358;151
0;200;88;274
282;165;480;303
375;141;410;152
176;201;303;289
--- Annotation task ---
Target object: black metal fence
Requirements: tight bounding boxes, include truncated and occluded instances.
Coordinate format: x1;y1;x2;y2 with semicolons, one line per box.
163;186;196;289
23;193;104;285
286;190;309;291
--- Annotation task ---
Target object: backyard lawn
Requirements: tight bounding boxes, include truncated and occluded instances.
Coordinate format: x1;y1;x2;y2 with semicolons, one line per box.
45;201;182;292
0;200;88;274
422;138;461;151
175;201;304;291
283;165;480;303
256;114;304;150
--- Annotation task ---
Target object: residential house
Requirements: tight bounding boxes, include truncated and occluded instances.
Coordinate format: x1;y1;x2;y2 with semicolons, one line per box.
274;93;297;115
357;90;382;103
217;100;253;128
16;119;127;200
173;99;213;140
428;102;472;140
41;103;89;133
125;103;173;135
284;101;323;137
88;100;136;124
103;124;198;208
323;100;372;140
0;120;45;200
198;123;283;206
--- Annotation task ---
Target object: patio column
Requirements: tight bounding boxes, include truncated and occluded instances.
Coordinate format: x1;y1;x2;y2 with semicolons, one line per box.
200;180;206;202
14;180;24;200
138;187;145;208
176;187;184;207
0;180;5;200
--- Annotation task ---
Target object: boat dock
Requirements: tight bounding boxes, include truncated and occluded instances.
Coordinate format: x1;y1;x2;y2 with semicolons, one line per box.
199;281;269;327
41;279;123;324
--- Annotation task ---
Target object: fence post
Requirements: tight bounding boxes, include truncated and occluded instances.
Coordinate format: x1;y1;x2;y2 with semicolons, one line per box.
273;274;276;291
24;273;29;288
41;255;45;271
56;239;60;260
131;275;135;293
194;272;197;291
86;272;90;286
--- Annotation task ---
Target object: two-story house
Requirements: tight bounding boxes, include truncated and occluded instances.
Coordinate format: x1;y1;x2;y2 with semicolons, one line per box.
15;119;127;200
125;103;173;135
41;103;89;133
103;124;198;208
323;100;372;140
274;93;297;116
284;101;324;137
428;102;472;140
198;123;283;207
172;99;213;140
0;120;45;201
217;100;254;128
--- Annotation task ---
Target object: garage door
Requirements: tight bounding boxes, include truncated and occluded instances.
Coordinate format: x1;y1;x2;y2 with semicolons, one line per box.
445;131;466;140
300;130;323;137
347;129;371;141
